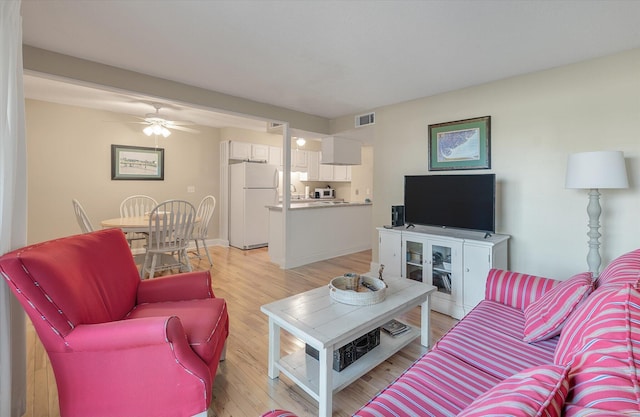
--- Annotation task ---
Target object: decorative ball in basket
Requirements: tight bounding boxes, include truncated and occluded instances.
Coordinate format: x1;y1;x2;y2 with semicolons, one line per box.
329;273;387;305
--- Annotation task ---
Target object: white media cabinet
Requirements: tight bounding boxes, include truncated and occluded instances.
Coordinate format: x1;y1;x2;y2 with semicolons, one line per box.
377;225;509;319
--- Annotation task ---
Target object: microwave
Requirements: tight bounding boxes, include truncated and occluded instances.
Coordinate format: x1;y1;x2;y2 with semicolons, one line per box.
315;188;335;199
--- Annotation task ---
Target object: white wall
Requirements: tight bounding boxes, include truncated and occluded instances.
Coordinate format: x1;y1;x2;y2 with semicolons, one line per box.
368;49;640;278
26;100;222;244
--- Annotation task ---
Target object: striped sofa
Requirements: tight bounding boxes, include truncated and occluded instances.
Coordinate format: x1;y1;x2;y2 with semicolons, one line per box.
262;248;640;416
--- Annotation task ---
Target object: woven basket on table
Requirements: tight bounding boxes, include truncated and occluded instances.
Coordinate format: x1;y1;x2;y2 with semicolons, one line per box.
329;274;387;306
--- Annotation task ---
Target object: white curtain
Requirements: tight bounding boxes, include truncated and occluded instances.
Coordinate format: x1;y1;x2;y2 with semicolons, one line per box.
1;0;28;416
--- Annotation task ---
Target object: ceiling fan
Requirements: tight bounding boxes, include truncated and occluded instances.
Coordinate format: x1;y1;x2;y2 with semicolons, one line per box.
135;103;199;137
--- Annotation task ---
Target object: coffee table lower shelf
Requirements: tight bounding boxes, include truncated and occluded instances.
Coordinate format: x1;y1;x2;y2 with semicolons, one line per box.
276;325;420;400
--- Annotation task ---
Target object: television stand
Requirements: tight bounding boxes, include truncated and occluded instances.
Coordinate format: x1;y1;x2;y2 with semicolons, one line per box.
377;225;509;319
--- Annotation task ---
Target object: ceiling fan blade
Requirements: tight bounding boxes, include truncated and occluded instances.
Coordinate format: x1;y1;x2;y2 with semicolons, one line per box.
168;120;196;126
103;120;149;125
170;125;200;133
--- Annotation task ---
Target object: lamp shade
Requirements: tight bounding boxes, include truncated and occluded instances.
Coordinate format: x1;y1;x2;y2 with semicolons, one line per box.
565;151;629;189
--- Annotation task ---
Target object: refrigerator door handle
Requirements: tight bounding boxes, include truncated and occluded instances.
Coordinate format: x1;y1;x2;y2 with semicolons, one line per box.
272;168;278;188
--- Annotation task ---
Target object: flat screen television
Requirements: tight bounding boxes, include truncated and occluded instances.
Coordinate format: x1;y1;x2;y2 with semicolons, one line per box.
404;174;495;233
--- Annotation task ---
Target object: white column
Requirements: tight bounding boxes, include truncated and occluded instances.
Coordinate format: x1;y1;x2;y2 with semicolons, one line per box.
1;1;28;416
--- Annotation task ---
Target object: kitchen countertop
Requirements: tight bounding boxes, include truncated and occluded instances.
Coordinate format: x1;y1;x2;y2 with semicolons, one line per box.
266;201;372;210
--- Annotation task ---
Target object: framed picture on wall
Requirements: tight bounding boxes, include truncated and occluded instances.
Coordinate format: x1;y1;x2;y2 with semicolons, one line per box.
428;116;491;171
111;144;164;180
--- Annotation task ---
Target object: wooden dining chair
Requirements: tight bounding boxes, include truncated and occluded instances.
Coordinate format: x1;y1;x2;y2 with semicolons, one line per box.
120;195;157;247
191;195;216;266
72;198;94;233
141;199;196;279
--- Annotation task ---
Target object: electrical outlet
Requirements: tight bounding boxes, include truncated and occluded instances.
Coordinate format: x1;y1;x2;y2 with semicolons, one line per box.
187;186;195;193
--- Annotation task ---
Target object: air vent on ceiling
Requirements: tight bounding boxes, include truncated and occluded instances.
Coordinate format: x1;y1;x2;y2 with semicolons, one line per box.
266;122;284;133
355;112;375;128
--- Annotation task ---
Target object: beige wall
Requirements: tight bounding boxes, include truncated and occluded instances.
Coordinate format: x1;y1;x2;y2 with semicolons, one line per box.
25;48;640;279
350;146;374;203
219;127;282;146
26;99;222;244
364;48;640;278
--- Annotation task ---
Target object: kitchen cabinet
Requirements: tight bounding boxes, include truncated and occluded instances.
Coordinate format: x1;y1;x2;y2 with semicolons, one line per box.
251;144;269;162
229;141;270;162
306;151;319;180
229;141;252;160
269;146;282;167
377;226;509;319
291;149;308;172
333;165;351;181
319;159;334;181
318;163;351;182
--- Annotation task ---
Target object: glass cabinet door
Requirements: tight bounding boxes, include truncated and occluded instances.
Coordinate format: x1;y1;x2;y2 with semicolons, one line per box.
430;244;452;295
405;240;424;282
426;240;462;300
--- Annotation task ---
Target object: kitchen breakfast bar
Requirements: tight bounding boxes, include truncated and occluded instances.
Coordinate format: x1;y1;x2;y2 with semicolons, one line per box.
267;201;372;269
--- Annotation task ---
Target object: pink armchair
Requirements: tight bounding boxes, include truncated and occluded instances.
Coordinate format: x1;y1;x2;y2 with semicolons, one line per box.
0;228;229;417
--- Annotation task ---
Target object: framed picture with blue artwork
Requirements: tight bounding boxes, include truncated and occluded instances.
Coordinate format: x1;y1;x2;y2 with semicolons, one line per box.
428;116;491;171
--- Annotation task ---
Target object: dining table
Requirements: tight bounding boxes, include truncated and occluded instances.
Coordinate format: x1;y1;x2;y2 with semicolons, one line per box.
100;215;200;233
101;215;202;277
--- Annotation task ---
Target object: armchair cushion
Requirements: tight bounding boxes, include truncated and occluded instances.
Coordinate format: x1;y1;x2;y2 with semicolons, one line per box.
137;271;214;304
127;298;228;364
523;272;593;342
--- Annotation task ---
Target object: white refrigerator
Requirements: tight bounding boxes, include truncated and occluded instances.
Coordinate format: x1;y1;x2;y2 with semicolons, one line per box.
229;162;279;249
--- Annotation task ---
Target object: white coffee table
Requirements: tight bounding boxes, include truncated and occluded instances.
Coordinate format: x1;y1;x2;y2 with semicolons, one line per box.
260;276;436;417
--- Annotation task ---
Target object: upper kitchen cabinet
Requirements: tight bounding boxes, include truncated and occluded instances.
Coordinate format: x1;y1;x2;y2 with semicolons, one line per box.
251;144;269;162
318;155;351;182
306;151;319;180
291;149;308;172
229;141;251;160
268;146;282;167
333;165;351;181
319;158;333;181
229;141;269;162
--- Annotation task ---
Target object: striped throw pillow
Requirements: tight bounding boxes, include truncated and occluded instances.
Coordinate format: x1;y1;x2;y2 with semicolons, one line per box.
457;364;570;417
595;248;640;289
523;272;593;342
554;284;640;366
560;285;640;414
485;269;558;310
564;404;629;416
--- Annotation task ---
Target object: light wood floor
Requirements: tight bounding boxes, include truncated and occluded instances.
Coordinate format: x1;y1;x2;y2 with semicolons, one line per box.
24;246;457;417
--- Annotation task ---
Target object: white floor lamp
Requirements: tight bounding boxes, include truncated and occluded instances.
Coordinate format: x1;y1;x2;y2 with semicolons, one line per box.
565;151;629;277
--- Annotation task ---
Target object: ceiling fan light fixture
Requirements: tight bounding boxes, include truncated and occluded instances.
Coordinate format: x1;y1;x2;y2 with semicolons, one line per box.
143;122;171;137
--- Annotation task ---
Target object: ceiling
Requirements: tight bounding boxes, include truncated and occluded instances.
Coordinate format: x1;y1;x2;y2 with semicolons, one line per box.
20;0;640;136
